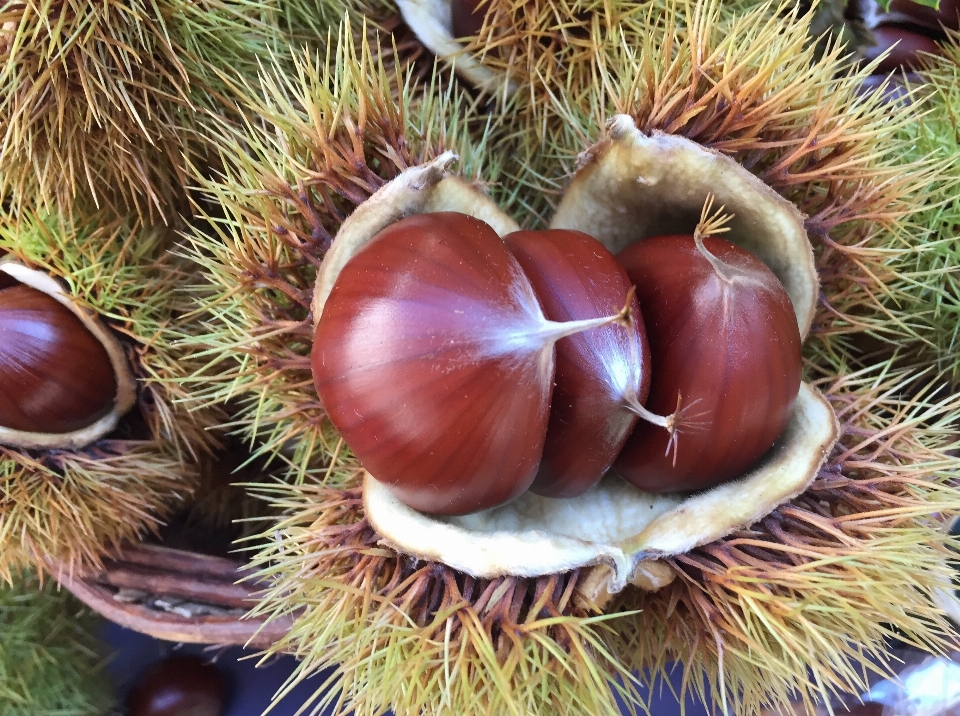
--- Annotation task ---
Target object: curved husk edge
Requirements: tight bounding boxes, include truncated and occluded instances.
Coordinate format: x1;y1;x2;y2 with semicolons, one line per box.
551;115;817;337
0;261;138;450
395;0;513;94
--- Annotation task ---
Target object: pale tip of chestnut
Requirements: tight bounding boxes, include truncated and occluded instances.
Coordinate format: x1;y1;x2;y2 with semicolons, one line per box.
0;260;137;450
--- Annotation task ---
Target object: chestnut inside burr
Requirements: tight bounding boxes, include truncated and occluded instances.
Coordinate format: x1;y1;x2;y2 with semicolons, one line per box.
341;132;835;590
615;234;803;492
314;213;803;512
313;212;635;515
505;228;652;498
0;282;118;434
126;655;228;716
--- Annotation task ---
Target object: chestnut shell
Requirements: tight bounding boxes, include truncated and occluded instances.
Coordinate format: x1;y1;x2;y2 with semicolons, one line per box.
0;284;117;434
506;229;649;497
451;0;487;37
615;235;803;492
312;212;555;516
863;24;942;73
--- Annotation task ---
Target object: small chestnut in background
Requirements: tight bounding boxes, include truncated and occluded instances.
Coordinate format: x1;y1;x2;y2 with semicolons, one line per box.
0;282;117;434
615;234;802;492
863;24;942;72
506;228;671;497
125;655;228;716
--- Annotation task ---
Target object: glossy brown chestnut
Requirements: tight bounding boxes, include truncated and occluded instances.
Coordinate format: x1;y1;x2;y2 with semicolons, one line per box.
126;655;228;716
452;0;488;38
313;212;621;515
505;229;651;497
887;0;959;32
0;283;117;434
615;235;802;492
864;24;942;73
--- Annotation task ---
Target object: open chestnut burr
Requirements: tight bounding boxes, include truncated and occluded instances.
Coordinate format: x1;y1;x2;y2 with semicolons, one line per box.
312;123;838;600
0;260;137;450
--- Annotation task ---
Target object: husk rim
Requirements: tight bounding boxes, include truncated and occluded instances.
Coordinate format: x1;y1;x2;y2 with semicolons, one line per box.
364;384;838;591
551;116;818;338
311;153;520;325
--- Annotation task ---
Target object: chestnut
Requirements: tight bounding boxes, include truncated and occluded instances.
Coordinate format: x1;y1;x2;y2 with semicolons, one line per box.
505;228;663;497
863;24;942;73
312;212;627;515
886;0;959;32
125;655;228;716
0;283;117;434
615;234;802;492
855;71;921;104
0;261;137;449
